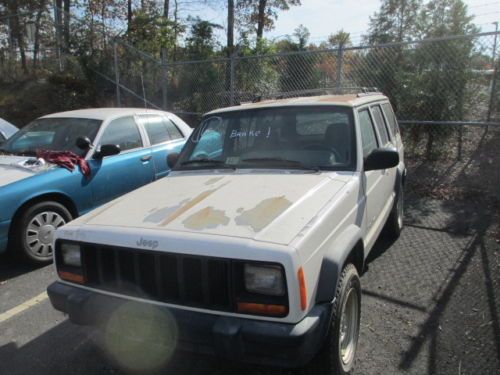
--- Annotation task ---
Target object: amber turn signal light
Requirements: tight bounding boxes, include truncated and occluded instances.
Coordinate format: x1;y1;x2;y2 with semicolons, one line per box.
237;302;288;316
58;270;85;284
298;267;307;311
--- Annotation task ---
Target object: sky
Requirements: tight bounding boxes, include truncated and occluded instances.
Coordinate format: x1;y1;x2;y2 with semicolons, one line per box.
187;0;500;45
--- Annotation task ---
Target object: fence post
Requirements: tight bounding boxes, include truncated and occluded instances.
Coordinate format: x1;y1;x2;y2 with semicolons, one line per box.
230;52;236;106
336;45;344;93
457;126;463;160
161;48;168;110
113;41;121;107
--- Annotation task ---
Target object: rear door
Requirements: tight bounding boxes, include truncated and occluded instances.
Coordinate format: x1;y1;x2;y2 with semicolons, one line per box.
88;116;155;207
138;114;186;180
381;102;404;158
370;103;397;211
358;107;386;247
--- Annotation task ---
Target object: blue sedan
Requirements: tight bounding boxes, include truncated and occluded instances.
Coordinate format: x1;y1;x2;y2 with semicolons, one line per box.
0;108;191;263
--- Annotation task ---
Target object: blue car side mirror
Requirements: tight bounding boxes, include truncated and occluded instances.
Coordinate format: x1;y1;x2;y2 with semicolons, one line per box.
94;144;121;159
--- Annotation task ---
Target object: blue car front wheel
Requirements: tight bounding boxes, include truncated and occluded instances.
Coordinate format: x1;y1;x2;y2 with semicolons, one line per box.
14;201;72;264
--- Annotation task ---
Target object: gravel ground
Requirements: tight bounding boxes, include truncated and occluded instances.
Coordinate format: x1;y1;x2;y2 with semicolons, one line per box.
0;197;498;375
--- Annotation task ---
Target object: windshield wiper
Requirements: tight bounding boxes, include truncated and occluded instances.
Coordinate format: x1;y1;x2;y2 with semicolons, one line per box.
241;157;320;172
180;158;236;170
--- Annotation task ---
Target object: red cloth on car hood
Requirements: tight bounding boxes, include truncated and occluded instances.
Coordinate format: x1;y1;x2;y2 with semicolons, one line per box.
36;150;90;178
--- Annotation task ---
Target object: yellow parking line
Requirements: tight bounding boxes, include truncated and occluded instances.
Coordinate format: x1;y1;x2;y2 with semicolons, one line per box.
0;291;48;324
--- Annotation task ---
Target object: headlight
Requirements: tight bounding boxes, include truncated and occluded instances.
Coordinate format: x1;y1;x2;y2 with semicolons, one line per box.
61;243;81;267
244;264;285;296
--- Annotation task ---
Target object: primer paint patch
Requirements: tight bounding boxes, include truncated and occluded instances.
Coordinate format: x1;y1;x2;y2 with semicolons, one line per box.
182;206;230;230
235;196;292;232
159;182;229;227
143;200;189;223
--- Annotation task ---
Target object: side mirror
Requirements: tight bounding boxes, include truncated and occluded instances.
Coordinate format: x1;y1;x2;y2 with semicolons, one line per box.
76;136;92;150
364;148;399;171
94;144;121;159
167;152;180;168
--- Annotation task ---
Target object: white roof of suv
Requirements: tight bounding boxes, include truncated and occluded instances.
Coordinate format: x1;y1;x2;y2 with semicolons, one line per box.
206;94;388;115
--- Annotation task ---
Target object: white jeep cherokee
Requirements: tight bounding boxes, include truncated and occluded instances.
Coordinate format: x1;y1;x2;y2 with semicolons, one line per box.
48;93;405;374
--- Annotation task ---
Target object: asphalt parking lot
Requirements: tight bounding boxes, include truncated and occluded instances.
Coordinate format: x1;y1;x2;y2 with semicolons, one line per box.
0;198;498;375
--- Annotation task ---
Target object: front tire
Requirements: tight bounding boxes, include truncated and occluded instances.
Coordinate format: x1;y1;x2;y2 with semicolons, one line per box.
14;201;72;264
384;180;404;239
300;264;361;375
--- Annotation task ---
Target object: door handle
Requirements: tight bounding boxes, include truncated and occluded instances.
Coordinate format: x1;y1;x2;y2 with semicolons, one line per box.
141;155;152;162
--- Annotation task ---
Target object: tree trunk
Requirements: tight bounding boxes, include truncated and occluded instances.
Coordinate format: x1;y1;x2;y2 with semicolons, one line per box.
101;4;107;50
6;1;27;73
33;0;46;67
127;0;132;32
227;0;234;54
163;0;169;18
63;0;70;51
173;0;178;61
256;0;267;41
54;0;63;53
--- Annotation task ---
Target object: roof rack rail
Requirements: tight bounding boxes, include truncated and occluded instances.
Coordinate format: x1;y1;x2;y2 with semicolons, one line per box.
356;87;382;97
247;87;383;103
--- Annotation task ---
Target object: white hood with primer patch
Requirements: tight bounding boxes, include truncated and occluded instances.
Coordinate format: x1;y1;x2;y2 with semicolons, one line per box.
0;155;52;188
69;171;350;246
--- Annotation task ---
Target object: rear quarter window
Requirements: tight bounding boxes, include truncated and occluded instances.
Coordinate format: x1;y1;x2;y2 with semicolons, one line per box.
358;109;378;157
371;105;390;145
381;103;399;136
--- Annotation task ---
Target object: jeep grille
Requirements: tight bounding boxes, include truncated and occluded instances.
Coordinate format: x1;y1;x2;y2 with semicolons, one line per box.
81;244;232;310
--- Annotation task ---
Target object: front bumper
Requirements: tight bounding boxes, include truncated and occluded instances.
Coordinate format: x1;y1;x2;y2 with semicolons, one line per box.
48;281;332;368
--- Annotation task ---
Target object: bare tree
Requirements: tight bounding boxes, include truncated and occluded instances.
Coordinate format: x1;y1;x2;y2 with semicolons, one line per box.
227;0;234;54
164;0;169;18
33;0;47;66
63;0;70;50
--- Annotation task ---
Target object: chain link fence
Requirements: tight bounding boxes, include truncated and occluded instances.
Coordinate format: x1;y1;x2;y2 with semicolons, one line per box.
109;32;500;201
111;32;499;122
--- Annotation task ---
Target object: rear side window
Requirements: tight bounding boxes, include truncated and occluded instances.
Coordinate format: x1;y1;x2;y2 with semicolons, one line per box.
144;115;170;145
100;116;143;151
381;103;399;136
371;105;390;145
0;133;5;142
164;118;183;140
358;109;378;157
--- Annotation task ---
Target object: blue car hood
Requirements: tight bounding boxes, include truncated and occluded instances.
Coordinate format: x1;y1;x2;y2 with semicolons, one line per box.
0;155;53;188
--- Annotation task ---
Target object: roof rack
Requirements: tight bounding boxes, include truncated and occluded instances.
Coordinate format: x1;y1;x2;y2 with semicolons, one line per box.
356;87;382;97
247;87;383;103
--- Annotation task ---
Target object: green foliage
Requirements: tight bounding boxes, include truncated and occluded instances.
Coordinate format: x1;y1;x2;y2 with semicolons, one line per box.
127;11;181;58
328;30;351;49
368;0;422;44
185;17;223;60
236;0;301;37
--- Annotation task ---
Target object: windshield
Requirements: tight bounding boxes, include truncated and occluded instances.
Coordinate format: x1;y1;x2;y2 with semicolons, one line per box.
175;106;356;171
0;117;102;157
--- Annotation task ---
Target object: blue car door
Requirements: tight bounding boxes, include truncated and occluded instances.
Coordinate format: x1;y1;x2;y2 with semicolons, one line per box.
88;115;154;207
138;114;186;179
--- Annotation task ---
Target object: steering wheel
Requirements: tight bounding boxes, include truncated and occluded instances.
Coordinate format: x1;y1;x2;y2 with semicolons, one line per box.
301;143;343;162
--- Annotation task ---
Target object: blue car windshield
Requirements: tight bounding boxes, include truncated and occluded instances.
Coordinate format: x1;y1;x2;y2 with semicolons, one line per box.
0;118;102;157
175;106;357;172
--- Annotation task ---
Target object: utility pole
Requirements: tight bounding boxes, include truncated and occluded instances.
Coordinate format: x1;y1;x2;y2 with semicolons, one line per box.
487;21;498;122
